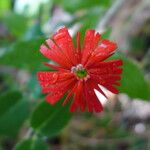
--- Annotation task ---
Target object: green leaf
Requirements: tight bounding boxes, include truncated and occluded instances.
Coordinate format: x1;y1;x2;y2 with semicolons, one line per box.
13;139;32;150
27;74;41;99
129;138;148;150
31;137;49;150
13;137;48;150
79;7;105;39
24;23;44;40
30;99;72;138
3;12;28;37
101;28;112;39
0;0;10;16
0;91;22;117
0;99;29;137
113;54;150;100
0;38;47;71
67;6;105;43
55;0;111;13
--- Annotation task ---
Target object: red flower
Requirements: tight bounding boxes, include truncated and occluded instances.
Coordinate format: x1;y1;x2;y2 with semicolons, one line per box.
37;27;123;112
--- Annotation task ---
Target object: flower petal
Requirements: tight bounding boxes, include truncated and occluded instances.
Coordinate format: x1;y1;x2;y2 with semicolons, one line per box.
89;60;123;94
84;80;103;113
43;62;69;72
89;60;123;75
90;59;123;69
53;27;77;65
85;40;117;67
62;83;77;106
81;29;101;65
37;71;75;93
40;39;72;69
45;91;65;105
45;78;76;105
70;82;86;112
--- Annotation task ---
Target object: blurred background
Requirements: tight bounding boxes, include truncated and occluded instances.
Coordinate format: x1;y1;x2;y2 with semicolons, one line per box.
0;0;150;150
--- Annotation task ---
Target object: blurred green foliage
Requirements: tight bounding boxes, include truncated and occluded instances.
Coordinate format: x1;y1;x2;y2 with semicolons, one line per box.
0;91;22;117
55;0;111;13
113;54;150;100
0;0;11;17
14;137;49;150
30;100;72;138
0;38;46;71
0;0;150;150
0;91;29;137
2;13;28;38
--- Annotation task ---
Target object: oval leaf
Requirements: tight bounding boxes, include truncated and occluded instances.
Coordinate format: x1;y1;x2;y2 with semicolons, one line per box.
0;38;46;71
113;54;150;100
13;137;48;150
30;99;72;138
13;139;32;150
0;99;29;137
0;91;22;117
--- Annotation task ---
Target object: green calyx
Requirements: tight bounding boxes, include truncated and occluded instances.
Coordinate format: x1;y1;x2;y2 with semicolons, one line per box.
76;69;88;78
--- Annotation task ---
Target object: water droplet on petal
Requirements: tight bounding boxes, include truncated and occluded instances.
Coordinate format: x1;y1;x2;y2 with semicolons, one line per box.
52;73;58;84
100;43;107;48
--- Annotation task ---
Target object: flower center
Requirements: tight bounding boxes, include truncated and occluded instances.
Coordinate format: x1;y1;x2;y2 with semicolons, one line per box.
76;69;87;78
71;64;90;80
